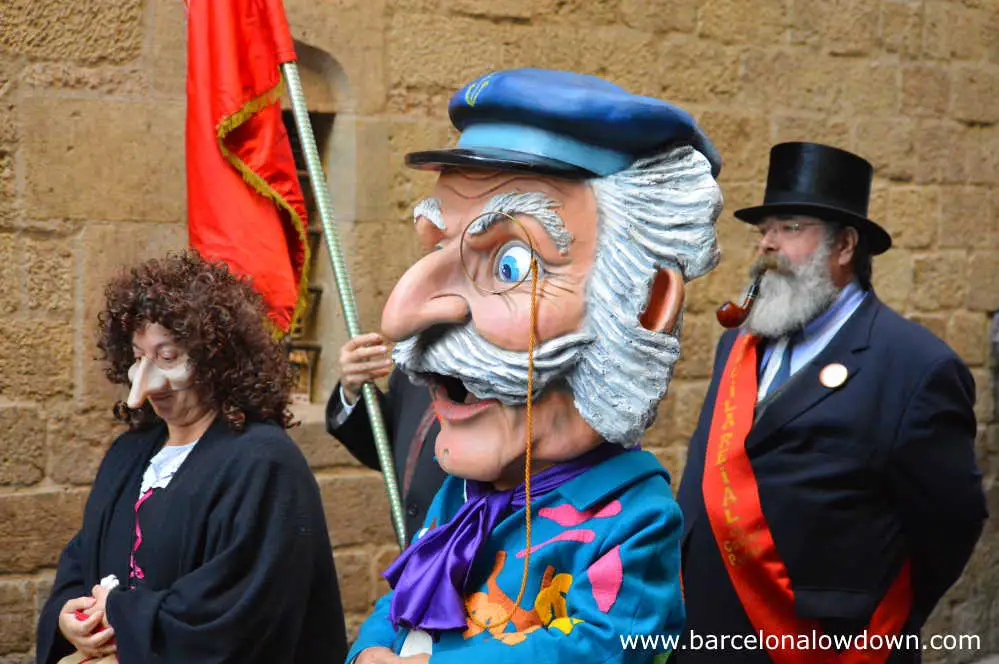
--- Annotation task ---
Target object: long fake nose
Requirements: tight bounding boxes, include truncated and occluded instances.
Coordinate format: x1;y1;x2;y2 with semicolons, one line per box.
381;245;471;341
127;358;167;408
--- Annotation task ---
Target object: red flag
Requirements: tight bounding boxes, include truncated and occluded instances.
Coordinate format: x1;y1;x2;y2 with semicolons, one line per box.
185;0;309;334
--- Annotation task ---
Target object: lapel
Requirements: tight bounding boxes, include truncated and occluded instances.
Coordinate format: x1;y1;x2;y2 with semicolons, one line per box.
745;294;882;449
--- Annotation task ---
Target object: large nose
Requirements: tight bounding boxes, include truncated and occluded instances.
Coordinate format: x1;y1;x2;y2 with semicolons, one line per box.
381;245;471;341
126;358;166;408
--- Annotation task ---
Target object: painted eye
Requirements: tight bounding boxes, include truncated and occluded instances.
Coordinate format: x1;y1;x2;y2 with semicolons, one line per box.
494;243;533;283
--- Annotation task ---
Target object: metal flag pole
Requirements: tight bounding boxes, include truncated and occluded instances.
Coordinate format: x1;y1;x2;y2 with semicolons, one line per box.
281;61;407;550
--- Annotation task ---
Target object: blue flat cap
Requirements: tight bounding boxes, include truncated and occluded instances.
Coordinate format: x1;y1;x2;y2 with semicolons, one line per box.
405;68;721;179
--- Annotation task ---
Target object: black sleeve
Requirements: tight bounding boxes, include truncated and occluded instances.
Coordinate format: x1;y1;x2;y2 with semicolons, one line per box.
105;440;344;663
36;531;87;664
886;355;988;626
324;372;399;471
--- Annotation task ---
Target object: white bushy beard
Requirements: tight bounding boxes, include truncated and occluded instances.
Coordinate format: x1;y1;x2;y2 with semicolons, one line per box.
744;239;839;339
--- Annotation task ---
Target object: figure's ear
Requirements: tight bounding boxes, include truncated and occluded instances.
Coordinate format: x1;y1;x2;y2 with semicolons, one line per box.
639;267;685;334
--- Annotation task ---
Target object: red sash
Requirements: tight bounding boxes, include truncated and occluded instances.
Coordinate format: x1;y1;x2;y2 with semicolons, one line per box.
701;333;912;664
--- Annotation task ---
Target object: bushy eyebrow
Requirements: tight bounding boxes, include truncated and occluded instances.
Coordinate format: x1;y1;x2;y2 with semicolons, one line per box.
413;197;445;231
467;191;573;254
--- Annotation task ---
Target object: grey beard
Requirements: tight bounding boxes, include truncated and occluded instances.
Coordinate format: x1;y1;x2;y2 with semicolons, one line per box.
744;243;839;339
391;324;592;405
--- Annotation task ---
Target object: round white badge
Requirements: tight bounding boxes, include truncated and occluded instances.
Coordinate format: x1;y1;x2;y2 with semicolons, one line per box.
819;363;849;389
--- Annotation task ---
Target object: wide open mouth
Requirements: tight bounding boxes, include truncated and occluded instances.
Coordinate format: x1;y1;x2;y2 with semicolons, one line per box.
421;372;476;405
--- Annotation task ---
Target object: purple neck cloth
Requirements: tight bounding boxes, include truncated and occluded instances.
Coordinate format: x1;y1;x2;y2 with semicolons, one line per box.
382;442;623;635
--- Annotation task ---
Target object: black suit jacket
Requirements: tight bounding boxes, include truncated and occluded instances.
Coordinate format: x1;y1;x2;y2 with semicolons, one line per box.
326;369;446;541
675;295;987;662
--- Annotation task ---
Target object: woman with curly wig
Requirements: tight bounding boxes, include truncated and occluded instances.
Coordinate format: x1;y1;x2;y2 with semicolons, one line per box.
36;251;348;664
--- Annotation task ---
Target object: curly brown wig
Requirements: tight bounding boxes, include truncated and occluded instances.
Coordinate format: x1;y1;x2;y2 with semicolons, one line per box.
98;250;296;431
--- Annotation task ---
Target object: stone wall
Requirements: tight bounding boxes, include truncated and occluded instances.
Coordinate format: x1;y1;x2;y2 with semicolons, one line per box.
0;0;996;661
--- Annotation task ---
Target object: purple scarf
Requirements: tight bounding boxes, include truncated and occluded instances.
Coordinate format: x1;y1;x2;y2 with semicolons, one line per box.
382;443;623;635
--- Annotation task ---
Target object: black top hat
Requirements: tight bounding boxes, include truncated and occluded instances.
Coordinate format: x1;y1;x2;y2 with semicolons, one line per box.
734;142;892;255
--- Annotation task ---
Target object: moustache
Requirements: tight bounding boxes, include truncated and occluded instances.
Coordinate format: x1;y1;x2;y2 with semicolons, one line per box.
392;323;593;405
751;253;793;277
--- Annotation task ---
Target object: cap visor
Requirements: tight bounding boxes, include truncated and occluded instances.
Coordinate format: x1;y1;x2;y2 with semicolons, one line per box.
405;148;596;179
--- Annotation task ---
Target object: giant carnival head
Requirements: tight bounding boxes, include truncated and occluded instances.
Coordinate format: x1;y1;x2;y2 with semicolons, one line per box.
382;69;723;485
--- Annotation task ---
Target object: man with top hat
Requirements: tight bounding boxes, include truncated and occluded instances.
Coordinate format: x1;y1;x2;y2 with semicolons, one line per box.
675;142;988;663
346;68;723;663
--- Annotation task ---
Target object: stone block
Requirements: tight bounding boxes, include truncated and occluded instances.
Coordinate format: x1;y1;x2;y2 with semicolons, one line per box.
335;549;375;613
319;472;396;548
0;320;74;401
620;0;698;33
287;403;366;470
0;0;144;64
21;98;185;223
447;0;556;19
965;125;999;187
901;65;950;118
0;406;45;486
0;57;26;99
966;252;999;312
0;233;19;315
278;0;389;114
971;368;993;426
909;313;949;340
791;0;878;55
541;0;619;24
78;222;186;407
913;251;969;311
880;0;923;57
698;111;770;183
871;248;914;311
0;489;88;572
0;579;34;654
949;6;994;61
701;0;787;46
921;1;953;60
741;50;841;114
649;445;688;485
25;234;73;315
47;407;120;485
913;121;968;185
0;152;16;228
21;63;149;96
151;0;187;97
940;187;992;250
572;27;670;99
952;66;999;125
386;0;439;10
370;546;398;601
947;311;990;367
659;37;742;105
856;119;916;182
885;186;938;250
386;119;453;221
772;116;851;151
659;379;710;447
384;13;500;110
674;314;722;381
868;178;890;227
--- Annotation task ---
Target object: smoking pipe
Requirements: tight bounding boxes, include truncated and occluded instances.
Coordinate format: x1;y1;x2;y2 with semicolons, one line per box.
716;272;764;329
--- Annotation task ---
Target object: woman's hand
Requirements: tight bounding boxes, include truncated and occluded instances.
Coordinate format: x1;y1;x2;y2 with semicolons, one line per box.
90;584;113;627
57;596;116;658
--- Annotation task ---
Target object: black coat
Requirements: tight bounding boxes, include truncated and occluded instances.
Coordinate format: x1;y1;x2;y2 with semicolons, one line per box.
325;369;446;542
37;417;347;664
675;295;987;663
